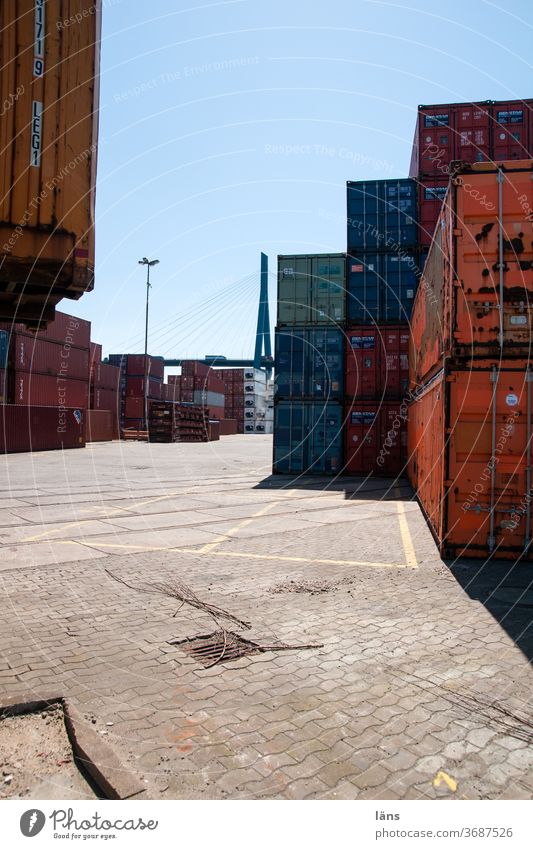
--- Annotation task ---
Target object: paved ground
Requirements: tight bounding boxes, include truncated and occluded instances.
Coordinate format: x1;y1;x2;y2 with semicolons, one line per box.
0;435;532;800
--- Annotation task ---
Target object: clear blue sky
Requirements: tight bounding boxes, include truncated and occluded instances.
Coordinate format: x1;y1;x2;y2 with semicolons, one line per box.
67;0;532;364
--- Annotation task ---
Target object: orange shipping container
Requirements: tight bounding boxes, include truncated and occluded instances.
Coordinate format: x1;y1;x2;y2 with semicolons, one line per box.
408;365;533;560
0;1;101;327
410;160;533;389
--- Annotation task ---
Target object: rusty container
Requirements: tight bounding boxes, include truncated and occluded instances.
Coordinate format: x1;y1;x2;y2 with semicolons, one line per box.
0;1;101;328
408;364;533;560
410;160;533;389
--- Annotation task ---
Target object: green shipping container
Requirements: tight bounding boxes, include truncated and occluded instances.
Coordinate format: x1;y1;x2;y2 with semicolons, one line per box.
277;254;346;326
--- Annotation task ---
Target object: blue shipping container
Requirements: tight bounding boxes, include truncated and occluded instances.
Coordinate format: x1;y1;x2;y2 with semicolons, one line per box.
347;251;420;323
273;401;344;475
275;326;344;400
0;331;8;370
347;179;418;252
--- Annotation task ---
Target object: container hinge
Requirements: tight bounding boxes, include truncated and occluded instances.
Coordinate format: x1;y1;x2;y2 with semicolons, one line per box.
487;534;496;552
526;371;533;384
490;370;498;383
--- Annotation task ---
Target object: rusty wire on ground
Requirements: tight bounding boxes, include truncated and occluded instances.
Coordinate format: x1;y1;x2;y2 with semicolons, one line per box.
169;629;324;668
104;569;251;631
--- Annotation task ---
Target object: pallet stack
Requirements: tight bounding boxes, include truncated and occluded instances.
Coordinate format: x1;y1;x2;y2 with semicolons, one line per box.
148;400;209;443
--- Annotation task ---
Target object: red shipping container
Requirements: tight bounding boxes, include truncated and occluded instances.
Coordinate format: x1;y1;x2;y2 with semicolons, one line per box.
125;397;147;418
455;103;491;165
12;372;89;408
181;360;210;379
11;335;89;381
126;355;165;380
90;342;102;367
345;326;409;399
91;388;119;411
37;311;91;350
126;376;163;398
168;375;181;385
414;105;455;177
205;405;225;420
0;405;85;454
418;176;449;246
220;419;238;435
491;101;531;161
92;362;120;391
181;389;194;403
345;327;379;399
345;402;406;476
86;410;119;441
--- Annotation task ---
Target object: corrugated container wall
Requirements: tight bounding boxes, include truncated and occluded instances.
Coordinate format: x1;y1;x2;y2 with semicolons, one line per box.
347;179;417;252
410;160;533;389
0;1;102;328
273;402;344;474
0;405;85;453
347;252;420;323
277;254;346;325
275;327;344;400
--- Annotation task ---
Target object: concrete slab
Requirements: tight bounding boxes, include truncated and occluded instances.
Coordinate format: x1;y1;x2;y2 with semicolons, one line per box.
0;540;108;570
77;525;219;554
0;520;122;545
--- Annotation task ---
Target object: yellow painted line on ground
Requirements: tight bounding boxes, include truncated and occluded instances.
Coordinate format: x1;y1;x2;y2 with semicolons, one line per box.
197;500;282;553
433;771;457;792
62;538;408;569
22;519;97;543
395;486;418;569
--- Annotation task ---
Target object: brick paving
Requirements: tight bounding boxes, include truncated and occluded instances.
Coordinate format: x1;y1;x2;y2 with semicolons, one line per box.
0;437;532;799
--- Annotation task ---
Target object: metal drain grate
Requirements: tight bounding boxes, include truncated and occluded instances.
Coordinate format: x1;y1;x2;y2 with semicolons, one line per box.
169;630;263;668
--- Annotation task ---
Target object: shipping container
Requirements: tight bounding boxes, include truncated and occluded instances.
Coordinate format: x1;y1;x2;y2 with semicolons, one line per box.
273;401;343;474
275;326;344;400
277;254;346;326
0;331;9;369
0;2;101;327
126;376;163;398
0;405;85;453
11;372;88;408
410;99;533;180
91;362;120;392
1;312;91;349
90;342;102;368
491;101;531;162
10;335;89;381
410;160;533;388
90;387;119;412
347;252;419;323
346;179;418;252
345;325;409;399
126;355;165;380
408;364;533;560
86;410;118;442
220;419;238;435
344;401;406;476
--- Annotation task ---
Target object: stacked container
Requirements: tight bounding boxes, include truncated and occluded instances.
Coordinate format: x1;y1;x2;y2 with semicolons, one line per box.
344;179;418;476
274;254;346;473
215;367;270;433
408;160;533;560
107;354;165;432
165;361;225;421
410;99;533;247
0;312;91;408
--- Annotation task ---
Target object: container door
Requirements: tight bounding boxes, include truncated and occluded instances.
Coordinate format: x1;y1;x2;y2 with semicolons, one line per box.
418;108;453;175
345;329;378;399
345;407;379;473
312;255;346;324
456;104;491;164
308;328;343;400
379;403;406;476
347;255;380;322
277;256;310;324
307;403;343;474
382;254;417;322
445;368;529;558
347;181;379;250
274;402;305;473
275;329;305;400
492;105;530;161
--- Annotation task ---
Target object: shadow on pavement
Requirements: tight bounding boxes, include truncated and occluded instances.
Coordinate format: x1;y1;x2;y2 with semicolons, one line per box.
255;473;412;502
449;559;533;664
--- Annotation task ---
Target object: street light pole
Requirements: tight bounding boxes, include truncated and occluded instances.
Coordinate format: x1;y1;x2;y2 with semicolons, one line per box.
138;257;160;431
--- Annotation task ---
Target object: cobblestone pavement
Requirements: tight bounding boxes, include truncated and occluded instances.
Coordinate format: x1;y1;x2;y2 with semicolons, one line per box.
0;437;532;799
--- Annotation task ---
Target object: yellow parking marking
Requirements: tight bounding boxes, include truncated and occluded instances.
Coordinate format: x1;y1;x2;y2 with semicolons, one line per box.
197;500;282;553
22;520;96;542
395;486;418;569
186;548;407;569
433;771;457;792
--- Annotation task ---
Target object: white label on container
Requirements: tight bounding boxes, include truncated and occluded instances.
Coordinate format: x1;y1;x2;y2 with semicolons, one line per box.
510;315;527;325
35;0;45;57
506;393;519;407
30;101;43;166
